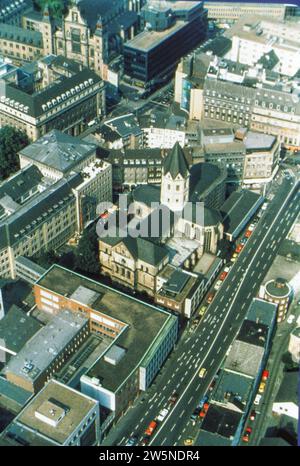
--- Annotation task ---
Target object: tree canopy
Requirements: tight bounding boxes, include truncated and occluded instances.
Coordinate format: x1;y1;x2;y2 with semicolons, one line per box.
33;0;69;20
75;226;100;275
0;126;29;182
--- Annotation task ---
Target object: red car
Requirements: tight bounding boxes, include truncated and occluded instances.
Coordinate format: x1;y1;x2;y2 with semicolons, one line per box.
245;230;252;238
262;370;269;381
220;271;228;281
235;244;244;253
242;427;252;442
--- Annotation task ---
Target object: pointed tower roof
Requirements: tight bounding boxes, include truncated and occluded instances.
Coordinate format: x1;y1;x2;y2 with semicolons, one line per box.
163;142;189;179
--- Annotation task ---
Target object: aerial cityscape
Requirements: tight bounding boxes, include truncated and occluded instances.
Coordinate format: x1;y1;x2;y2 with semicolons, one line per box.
0;0;299;450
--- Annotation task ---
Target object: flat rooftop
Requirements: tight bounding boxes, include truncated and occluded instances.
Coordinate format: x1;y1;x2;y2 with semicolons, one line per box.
0;305;42;355
201;404;242;439
211;370;254;411
15;380;97;445
124;20;186;52
4;309;88;383
246;298;277;327
36;265;176;392
237;319;269;348
225;340;264;378
244;131;276;152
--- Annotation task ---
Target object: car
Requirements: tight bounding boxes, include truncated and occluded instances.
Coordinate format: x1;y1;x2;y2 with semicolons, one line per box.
199;305;207;317
232;252;238;259
209;379;216;391
249;410;256;421
184;438;193;446
262;370;269;381
242;427;252;443
214;279;223;291
220;270;228;281
231;257;237;263
199;367;207;378
258;382;266;394
145;420;157;437
206;293;215;304
190;407;201;420
169;392;179;405
235;244;244;253
240;238;247;245
287;314;295;324
125;435;138;446
140;437;150;446
156;408;169;423
254;394;262;406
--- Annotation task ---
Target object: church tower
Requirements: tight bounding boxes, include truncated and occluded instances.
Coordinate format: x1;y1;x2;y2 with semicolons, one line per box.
160;142;190;212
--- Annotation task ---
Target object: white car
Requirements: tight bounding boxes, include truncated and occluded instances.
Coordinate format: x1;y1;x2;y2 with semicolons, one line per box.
254;394;262;406
156;408;169;422
214;280;223;291
287;314;295;324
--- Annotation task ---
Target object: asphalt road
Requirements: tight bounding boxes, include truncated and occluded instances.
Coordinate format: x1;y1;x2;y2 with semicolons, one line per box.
101;176;299;447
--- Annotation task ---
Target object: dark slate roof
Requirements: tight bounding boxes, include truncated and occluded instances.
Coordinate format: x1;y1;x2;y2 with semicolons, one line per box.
189;162;225;203
5;68;102;118
131;184;161;207
163;142;189;179
0;165;43;203
0;23;43;47
99;233;169;266
220;190;263;236
201;404;242;440
200;36;232;58
183;203;222;227
19;130;97;173
237;319;269;348
257;49;279;71
77;0;124;32
0;305;42;354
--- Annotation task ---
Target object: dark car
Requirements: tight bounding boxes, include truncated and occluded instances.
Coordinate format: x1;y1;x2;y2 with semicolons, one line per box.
169;392;179;405
190;407;201;420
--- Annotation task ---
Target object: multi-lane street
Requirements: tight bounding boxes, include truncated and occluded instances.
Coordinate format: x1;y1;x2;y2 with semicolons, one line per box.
102;176;299;447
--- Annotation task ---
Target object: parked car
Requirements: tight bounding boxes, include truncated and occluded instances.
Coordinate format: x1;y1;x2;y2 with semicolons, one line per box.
190;407;201;420
242;427;252;442
184;438;193;446
258;382;266;394
262;370;269;381
214;279;223;291
254;394;262;406
206;293;215;304
287;314;295;324
235;244;244;253
199;305;207;317
249;410;256;421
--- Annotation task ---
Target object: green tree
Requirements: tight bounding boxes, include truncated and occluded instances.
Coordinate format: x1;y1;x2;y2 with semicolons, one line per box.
31;250;59;269
0;126;29;181
33;0;69;20
75;227;100;275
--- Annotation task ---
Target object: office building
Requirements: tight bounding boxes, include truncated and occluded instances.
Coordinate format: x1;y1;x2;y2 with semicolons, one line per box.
32;264;178;418
4;309;89;393
0;65;105;140
204;2;293;22
0;379;100;446
124;0;207;89
225;16;300;77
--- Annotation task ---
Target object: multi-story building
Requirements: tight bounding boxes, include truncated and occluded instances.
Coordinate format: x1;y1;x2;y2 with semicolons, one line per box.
98;114;144;150
0;65;105;140
0;0;31;26
123;0;207;90
32;264;178;419
0;23;44;63
263;278;292;323
0;152;112;278
0;379;100;446
204;2;293;22
225;16;300;77
204;129;280;191
4;309;89;393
